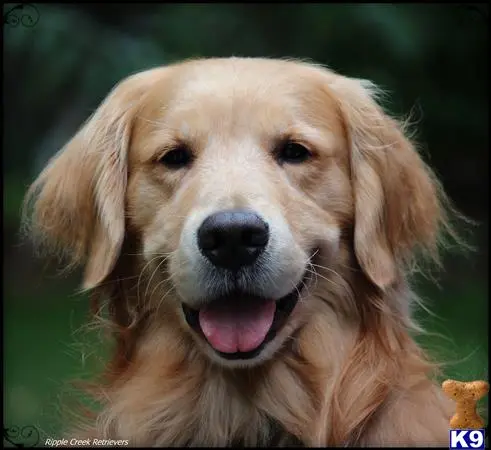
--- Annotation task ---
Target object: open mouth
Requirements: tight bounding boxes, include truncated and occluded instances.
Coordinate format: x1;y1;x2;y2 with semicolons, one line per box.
182;271;310;360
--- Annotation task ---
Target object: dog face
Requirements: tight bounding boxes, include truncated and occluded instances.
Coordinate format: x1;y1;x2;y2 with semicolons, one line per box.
26;58;443;368
126;59;352;366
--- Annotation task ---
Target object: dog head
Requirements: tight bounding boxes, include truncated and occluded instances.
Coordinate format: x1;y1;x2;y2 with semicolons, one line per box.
24;58;448;368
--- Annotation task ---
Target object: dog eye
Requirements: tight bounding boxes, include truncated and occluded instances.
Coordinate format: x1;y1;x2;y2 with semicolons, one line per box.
277;141;312;164
159;145;193;169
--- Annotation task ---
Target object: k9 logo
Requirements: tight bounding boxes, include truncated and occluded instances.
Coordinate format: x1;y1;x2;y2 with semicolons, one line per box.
449;429;485;449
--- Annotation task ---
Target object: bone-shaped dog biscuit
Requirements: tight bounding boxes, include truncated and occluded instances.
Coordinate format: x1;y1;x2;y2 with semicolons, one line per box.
442;379;489;429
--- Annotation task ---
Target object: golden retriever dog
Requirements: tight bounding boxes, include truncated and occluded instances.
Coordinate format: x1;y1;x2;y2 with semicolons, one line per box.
24;57;460;446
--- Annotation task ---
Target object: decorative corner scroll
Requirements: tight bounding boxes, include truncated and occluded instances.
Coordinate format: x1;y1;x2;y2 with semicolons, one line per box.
3;4;40;28
3;425;40;448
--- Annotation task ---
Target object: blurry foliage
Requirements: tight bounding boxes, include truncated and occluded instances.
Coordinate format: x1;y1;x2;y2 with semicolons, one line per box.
3;3;488;439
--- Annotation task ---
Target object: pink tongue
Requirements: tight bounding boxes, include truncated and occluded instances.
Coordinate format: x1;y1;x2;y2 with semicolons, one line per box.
199;299;276;354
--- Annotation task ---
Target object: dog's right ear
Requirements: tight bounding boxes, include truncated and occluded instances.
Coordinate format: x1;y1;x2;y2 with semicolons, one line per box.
327;75;454;291
23;69;163;290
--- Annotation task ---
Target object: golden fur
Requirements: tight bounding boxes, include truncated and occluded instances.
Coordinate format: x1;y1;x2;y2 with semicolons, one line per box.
24;57;459;446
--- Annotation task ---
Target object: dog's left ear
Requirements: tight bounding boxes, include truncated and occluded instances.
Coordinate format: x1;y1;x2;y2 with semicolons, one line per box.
329;77;447;290
23;69;164;290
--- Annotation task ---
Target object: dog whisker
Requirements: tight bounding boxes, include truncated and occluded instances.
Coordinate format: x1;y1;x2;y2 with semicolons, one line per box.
149;271;177;305
144;254;173;303
136;255;170;309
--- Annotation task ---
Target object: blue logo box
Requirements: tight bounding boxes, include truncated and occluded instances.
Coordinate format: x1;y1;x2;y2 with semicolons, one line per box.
449;429;485;449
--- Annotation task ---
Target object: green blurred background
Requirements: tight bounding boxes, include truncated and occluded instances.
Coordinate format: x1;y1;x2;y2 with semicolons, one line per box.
3;3;488;444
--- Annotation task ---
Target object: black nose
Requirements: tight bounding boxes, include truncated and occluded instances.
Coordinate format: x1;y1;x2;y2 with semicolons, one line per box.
197;209;269;271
